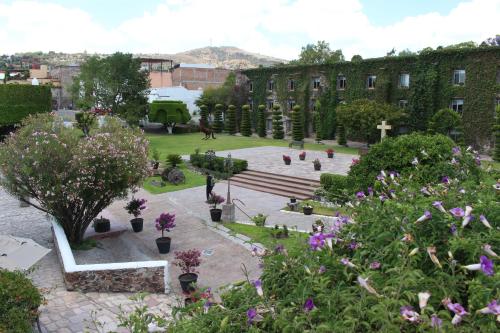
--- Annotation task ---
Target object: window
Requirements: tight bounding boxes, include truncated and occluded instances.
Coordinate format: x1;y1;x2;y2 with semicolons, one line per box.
399;73;410;88
288;79;295;91
267;80;274;91
288;99;296;111
453;70;465;85
451;98;464;114
398;100;408;108
337;75;346;90
248;81;253;92
248;98;254;111
267;99;274;110
367;75;377;89
312;77;321;90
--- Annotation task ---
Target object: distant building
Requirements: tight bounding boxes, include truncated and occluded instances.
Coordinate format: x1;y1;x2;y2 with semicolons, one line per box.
171;63;230;90
49;65;81;110
148;86;202;120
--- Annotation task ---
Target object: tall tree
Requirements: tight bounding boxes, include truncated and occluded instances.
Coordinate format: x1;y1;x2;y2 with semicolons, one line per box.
292;41;344;65
257;104;267;138
272;104;284;139
240;105;252;137
225;105;237;135
213;104;224;133
291;105;304;141
71;53;150;125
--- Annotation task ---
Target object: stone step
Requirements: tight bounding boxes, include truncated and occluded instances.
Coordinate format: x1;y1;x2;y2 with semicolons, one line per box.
230;176;315;197
231;173;318;192
229;180;312;200
242;170;321;186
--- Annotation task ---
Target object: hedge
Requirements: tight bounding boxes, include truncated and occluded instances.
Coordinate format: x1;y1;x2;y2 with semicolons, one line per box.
149;100;191;126
0;85;51;126
319;173;350;202
190;153;248;175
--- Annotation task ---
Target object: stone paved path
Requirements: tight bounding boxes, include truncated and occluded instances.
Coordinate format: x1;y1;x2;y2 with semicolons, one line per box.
183;146;358;180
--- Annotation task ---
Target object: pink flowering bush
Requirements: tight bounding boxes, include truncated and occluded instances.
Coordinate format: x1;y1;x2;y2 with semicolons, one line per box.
0;114;149;244
155;212;176;238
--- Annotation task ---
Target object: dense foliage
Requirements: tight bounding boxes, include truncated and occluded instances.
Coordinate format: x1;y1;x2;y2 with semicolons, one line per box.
257;105;267;138
0;114;149;243
319;173;349;203
196;73;249;116
199;105;209;128
336;99;405;144
240;105;252;137
337;124;347;145
428;108;463;139
0;85;51;126
225;105;237;135
149;100;191;133
213;104;224;133
272;104;284;139
168;148;499;332
0;270;42;333
291;105;304;141
190;152;247;175
290;40;344;65
494;106;500;162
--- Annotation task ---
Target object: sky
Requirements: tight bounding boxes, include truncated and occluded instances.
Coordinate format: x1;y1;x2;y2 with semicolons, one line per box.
0;0;498;60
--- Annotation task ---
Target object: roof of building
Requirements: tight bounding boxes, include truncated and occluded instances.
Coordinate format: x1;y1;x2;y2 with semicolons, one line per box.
175;63;215;69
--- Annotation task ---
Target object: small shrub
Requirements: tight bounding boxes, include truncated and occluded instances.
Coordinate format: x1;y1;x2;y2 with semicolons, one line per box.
427;108;462;137
213;104;224;133
240;105;252;137
494;106;500;162
75;111;96;136
167;168;185;185
125;198;147;218
207;193;225;209
225;105;237;135
251;213;267;227
189;153;247;175
272;104;284;139
292;105;304;141
257;104;267;137
166;154;183;168
174;249;202;274
0;270;42;333
320;173;350;203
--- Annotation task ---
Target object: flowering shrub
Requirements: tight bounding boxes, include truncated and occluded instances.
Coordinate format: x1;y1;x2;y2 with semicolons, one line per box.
125;198;147;218
207;193;225;209
155;212;176;238
312;158;321;167
282;155;291;163
0;114;149;244
325;148;334;155
299;151;306;159
174;249;202;274
168;160;498;331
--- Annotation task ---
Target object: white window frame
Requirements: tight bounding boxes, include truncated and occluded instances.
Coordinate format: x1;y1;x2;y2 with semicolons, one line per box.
337;75;346;90
453;70;466;85
451;98;464;114
398;99;408;108
367;75;377;89
267;99;274;110
399;73;410;88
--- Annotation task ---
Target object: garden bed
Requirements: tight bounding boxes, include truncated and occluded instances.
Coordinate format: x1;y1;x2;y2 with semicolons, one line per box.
282;200;344;217
143;165;205;194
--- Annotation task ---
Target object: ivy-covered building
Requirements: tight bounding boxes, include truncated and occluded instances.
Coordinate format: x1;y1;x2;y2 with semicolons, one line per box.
241;46;500;148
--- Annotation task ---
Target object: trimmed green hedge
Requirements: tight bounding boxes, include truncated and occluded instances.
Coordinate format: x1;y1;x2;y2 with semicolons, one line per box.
0;85;51;126
149;100;191;126
0;270;42;332
320;173;350;202
190;153;247;175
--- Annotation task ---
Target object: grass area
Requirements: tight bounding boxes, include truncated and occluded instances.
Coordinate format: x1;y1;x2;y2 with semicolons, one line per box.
143;165;206;194
224;222;308;254
482;160;500;171
70;238;97;251
146;133;358;157
283;200;343;217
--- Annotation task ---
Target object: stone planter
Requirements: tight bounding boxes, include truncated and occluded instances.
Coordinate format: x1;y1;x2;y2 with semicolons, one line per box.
179;273;198;293
130;218;143;232
155;237;171;254
93;218;110;233
210;208;222;222
303;206;313;215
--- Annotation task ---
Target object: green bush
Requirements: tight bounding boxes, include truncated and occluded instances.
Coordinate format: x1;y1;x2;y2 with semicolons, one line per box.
213;104;224;133
0;270;42;333
272;104;284;140
428;108;463;143
0;85;51;126
75;111;96;136
166;154;183;168
320;173;350;203
251;213;268;227
149;100;191;132
257;105;267;138
291;105;304;141
347;133;481;191
190;153;247;175
199;105;209;127
225;105;237;135
240;105;252;137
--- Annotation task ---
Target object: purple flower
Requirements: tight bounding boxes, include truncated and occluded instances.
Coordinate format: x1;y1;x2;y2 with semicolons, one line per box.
432;201;447;213
340;258;357;268
253;279;263;297
246;308;257;325
415;210;432;224
203;301;212;313
379;194;388;202
421;187;431;196
318;265;326;274
274;244;284;254
452;146;461;155
480;256;494;276
474;156;481;166
449;207;465;218
303;298;315;312
155;212;176;237
459;188;466;194
367;187;373;196
430;314;443;328
479;215;492;229
356;191;366;199
369;261;381;270
349;241;359;250
479;300;500;316
450;223;458;236
389;189;396;198
400;306;420;322
441;176;450;184
450;157;458;165
446;301;468;317
309;233;325;251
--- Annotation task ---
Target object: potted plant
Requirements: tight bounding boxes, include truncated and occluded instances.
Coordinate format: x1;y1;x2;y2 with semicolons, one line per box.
207;193;225;222
290;196;297;203
125;198;147;232
313;158;321;171
326;148;335;158
251;213;267;227
303;202;314;215
92;216;110;233
283;155;291;165
312;219;325;233
299;151;306;160
155;212;176;254
151;148;160;170
174;249;202;293
271;224;289;239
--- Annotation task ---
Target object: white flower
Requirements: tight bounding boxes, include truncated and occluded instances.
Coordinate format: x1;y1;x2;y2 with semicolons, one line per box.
451;314;463;325
409;248;419;256
483;244;498;258
418;292;431;310
357;276;381;297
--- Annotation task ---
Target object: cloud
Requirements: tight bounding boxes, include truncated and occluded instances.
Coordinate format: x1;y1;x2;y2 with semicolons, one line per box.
0;0;498;60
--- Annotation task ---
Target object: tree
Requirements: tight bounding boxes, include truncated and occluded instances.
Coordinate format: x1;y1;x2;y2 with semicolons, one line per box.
225;105;237;135
213;104;224;133
257;105;267;138
291;105;304;141
75;112;96;137
149;100;191;134
71;53;150;125
351;55;363;62
199;105;209;127
240;105;252;137
195;72;249;114
272;104;284;139
427;108;463;138
494;106;500;162
398;49;416;56
0;114;149;244
292;41;344;65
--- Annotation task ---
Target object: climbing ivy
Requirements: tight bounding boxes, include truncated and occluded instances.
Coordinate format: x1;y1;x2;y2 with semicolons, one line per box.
494;106;500;161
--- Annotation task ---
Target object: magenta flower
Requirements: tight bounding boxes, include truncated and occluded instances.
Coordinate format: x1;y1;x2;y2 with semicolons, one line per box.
246;308;257;325
415;210;432;224
155;212;176;237
444;299;469;317
349;241;359;250
449;207;465;218
400;306;420;323
430;314;442;328
367;187;373;196
303;298;315;312
309;233;325;251
379;194;388;202
356;191;366;199
452;146;461;155
351;158;360;165
480;256;494;276
369;261;381;270
253;279;263;297
478;300;500;317
441;176;450;184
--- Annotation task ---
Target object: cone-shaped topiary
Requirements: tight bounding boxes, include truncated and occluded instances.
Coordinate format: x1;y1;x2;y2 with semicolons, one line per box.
240;104;252;137
337;124;347;145
292;105;304;141
494;106;500;162
213;104;224;133
225;104;237;135
257;104;267;137
272;104;284;139
199;105;209;127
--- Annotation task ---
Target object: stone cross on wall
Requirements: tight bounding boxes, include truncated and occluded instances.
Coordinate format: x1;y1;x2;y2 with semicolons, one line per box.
377;120;391;140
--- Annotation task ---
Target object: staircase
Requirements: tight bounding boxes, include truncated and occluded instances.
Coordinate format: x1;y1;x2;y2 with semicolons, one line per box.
229;170;321;200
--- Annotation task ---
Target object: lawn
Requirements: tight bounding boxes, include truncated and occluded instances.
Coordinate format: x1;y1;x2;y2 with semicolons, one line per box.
282;200;346;217
224;223;308;254
146;133;358;157
142;165;206;194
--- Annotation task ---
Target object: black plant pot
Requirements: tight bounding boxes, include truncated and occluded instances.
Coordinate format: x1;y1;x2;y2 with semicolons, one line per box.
284;160;291;165
303;206;313;215
314;165;321;171
327;153;334;158
299;155;306;161
179;273;198;293
290;197;297;203
153;162;160;170
93;219;110;233
156;237;171;254
210;208;222;222
130;218;143;232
